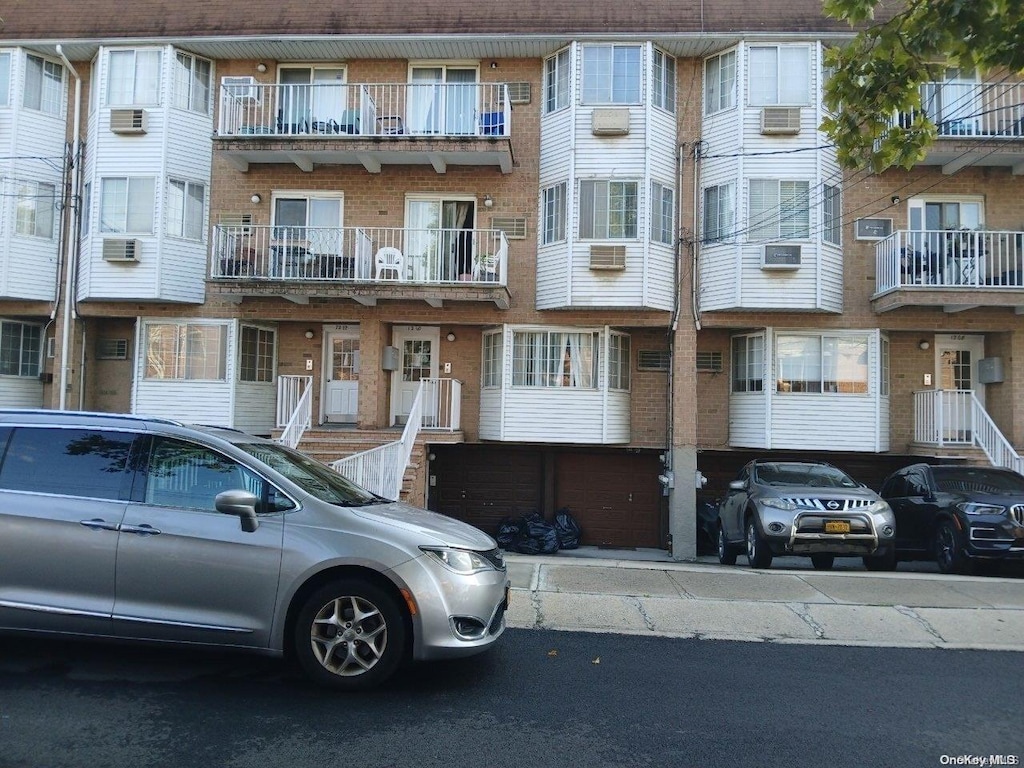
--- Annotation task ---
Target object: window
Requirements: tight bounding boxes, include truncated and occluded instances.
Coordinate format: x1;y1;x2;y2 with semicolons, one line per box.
579;180;638;239
650;182;675;245
731;334;763;393
703;183;735;243
166;179;205;240
144;322;227;381
704;50;736;114
544;48;570;114
14;181;56;239
749;180;810;240
0;427;135;499
748;46;810;106
823;184;841;245
608;333;631;390
0;320;42;377
542;183;566;244
512;331;599;388
581;44;641;105
106;49;161;106
482;331;503;388
776;334;869;394
81;182;91;236
880;336;890;397
239;326;274;383
173;51;211;113
100;177;155;234
143;437;262;512
652;49;676;112
0;52;10;106
23;55;63;115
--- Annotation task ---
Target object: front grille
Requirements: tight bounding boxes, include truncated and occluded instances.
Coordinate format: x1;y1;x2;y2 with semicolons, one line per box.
1010;505;1024;525
479;548;506;571
780;497;874;512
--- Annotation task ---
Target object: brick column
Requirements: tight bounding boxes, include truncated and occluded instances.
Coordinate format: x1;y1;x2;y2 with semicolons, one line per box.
358;319;383;429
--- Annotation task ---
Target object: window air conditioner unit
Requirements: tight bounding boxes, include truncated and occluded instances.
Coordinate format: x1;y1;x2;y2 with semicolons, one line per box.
760;106;801;135
102;238;141;262
591;108;630;136
222;76;261;102
762;244;801;269
110;108;148;135
854;217;893;241
506;82;531;105
589;244;626;270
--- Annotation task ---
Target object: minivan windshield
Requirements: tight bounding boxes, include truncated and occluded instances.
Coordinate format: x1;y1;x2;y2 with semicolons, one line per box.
237;441;379;506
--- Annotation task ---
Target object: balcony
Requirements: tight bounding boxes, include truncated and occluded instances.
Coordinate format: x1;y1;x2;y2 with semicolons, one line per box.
872;229;1024;312
208;225;510;308
214;82;513;174
892;81;1024;172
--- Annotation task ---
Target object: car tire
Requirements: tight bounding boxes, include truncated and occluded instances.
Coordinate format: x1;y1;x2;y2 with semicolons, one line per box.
810;554;835;570
863;548;897;572
934;520;968;575
293;578;406;690
746;517;773;569
717;524;738;566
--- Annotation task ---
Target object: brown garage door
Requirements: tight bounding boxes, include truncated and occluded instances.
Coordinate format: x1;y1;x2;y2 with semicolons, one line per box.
555;453;663;548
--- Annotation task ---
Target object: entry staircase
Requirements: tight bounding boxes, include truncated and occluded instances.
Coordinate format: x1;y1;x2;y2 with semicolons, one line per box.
911;389;1024;474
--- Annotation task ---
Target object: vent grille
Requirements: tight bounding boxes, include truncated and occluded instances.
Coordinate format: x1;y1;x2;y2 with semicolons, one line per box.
102;238;140;262
696;351;723;372
96;338;129;360
760;106;801;135
637;350;670;371
490;217;527;239
109;108;147;134
507;82;531;104
589;245;626;270
218;212;254;233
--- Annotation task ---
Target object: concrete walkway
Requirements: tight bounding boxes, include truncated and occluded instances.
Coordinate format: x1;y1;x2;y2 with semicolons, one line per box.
504;552;1024;652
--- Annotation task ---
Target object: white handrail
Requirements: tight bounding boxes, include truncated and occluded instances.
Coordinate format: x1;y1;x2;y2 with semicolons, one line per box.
277;375;313;448
913;389;1024;474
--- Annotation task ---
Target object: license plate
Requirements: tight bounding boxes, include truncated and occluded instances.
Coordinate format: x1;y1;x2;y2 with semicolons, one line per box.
824;520;851;534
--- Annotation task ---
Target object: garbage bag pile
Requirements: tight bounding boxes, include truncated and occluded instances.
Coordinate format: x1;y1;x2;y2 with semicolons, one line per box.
495;508;582;554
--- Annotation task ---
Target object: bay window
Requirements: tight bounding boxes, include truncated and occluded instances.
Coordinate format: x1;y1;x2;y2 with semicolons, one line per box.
239;326;274;383
15;181;55;239
581;44;641;105
652;49;676;112
749;180;810;240
0;53;10;106
542;182;566;244
704;50;737;114
512;331;599;388
776;333;869;394
544;48;570;114
703;183;735;243
144;322;227;381
608;333;631;391
731;334;764;393
651;182;675;245
23;55;63;115
100;177;155;234
0;321;42;377
106;49;161;106
823;184;841;245
748;46;810;106
579;180;638;239
482;331;503;388
173;51;211;114
166;179;205;240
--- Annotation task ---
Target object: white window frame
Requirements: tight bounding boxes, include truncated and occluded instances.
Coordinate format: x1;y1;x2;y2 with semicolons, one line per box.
543;48;571;114
100;177;155;234
748;45;810;106
14;181;56;240
238;325;275;383
823;184;842;246
166;179;206;241
703;182;735;243
581;44;642;106
482;330;503;388
748;179;810;241
0;52;10;107
106;48;161;107
608;332;631;391
542;182;566;245
579;180;638;240
775;333;870;395
651;182;675;245
704;50;737;115
0;320;42;378
143;321;228;381
731;334;764;393
173;51;212;114
511;330;600;389
23;54;64;116
652;48;676;113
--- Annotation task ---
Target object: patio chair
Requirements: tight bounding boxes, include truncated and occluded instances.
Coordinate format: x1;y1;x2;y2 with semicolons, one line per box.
374;247;405;280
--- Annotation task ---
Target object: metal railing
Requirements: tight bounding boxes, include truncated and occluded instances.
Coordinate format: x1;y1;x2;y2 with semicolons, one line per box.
875;229;1024;292
913;389;1024;474
277;375;313;448
211;225;508;286
892;81;1024;138
421;377;462;431
219;82;510;139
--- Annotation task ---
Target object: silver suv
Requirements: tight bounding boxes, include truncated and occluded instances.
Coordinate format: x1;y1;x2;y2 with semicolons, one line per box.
717;460;896;570
0;410;509;690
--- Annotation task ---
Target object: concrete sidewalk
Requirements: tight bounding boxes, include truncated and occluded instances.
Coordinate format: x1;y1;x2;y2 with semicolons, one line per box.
503;552;1024;652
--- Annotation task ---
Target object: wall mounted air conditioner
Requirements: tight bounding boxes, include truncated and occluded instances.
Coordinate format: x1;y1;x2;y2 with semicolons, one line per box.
506;82;531;104
589;244;626;270
591;108;630;136
760;106;801;135
102;238;141;262
109;108;148;135
762;244;801;269
222;76;261;102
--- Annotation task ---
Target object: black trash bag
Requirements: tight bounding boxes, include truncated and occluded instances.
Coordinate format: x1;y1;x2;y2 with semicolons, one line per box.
514;512;560;555
495;517;522;550
553;507;582;550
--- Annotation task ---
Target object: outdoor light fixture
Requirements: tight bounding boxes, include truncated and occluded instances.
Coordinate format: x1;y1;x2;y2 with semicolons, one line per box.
891;195;901;205
256;63;268;73
489;61;498;69
446;332;457;342
250;193;262;204
483;194;493;208
304;330;315;339
919;340;930;350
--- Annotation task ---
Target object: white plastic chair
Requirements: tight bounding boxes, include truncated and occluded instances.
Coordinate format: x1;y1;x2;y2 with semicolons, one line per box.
374;247;405;280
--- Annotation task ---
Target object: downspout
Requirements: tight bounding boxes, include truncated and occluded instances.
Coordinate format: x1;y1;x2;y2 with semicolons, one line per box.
55;44;82;411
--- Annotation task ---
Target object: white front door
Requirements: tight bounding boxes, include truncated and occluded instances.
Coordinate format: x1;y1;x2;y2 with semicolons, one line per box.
324;326;359;423
390;325;440;426
935;333;985;442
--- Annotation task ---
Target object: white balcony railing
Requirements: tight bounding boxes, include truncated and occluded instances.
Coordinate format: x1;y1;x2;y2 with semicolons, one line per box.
276;375;313;447
891;81;1024;138
913;389;1024;475
219;82;510;139
875;229;1024;293
211;225;508;286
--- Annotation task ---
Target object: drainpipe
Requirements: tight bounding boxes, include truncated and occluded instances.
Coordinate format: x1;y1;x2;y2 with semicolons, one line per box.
55;44;82;411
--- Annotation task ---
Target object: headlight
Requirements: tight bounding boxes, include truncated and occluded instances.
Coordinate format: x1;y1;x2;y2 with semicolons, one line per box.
956;502;1005;516
761;497;796;511
420;547;497;574
866;500;892;515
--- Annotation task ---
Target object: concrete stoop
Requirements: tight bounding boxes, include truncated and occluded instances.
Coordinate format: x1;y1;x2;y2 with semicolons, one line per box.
905;442;994;467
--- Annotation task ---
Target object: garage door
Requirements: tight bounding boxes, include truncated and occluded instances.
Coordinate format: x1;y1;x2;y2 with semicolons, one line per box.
555;453;663;548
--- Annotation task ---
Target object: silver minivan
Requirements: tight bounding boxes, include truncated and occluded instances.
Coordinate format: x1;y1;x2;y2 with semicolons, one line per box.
0;410;509;690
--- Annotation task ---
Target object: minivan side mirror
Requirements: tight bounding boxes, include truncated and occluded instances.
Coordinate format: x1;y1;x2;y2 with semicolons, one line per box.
215;489;261;532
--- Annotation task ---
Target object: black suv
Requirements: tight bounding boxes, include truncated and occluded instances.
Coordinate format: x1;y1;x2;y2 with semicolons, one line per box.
879;463;1024;574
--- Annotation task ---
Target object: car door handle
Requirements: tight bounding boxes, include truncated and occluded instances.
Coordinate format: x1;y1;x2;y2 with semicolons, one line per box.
120;524;162;536
79;518;120;532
